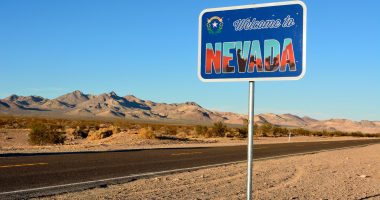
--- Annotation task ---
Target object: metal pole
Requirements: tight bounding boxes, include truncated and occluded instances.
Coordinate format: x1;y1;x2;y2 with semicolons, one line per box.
247;81;255;200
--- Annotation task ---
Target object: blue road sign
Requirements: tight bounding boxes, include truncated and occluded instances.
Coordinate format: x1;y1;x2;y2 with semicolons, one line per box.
198;1;307;82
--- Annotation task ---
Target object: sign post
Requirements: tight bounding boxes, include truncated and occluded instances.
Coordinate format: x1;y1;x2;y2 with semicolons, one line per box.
198;1;307;199
247;81;255;200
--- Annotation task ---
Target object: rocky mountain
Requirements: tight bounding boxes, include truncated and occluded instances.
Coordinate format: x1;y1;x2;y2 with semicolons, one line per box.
55;90;93;106
0;91;379;133
253;113;380;134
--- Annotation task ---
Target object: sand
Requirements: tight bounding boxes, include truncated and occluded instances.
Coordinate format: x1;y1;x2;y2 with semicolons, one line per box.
35;143;380;200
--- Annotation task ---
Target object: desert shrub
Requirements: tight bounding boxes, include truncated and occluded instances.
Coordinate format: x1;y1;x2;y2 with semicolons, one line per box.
233;119;248;138
72;125;89;139
272;126;289;137
292;128;311;136
260;123;273;136
212;121;227;137
251;123;259;136
350;131;362;137
183;126;193;134
28;123;65;145
205;128;214;138
195;125;208;136
138;127;156;139
87;128;113;140
163;126;177;135
223;128;240;138
369;133;380;137
237;126;248;138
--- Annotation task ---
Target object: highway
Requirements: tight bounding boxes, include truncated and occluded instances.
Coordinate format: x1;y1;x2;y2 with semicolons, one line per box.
0;139;379;198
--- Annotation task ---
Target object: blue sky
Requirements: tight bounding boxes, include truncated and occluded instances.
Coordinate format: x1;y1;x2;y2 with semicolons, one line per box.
0;0;379;121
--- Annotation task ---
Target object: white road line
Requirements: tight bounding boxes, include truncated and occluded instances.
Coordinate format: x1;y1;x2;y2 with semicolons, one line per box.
0;160;245;195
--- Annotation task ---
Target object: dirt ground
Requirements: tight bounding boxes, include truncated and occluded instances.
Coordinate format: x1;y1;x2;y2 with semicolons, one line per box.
36;143;380;200
0;129;376;154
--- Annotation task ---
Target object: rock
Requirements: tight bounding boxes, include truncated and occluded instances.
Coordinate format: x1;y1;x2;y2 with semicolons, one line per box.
359;175;368;178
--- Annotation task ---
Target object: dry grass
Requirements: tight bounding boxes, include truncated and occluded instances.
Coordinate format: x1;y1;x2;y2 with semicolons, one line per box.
138;127;156;139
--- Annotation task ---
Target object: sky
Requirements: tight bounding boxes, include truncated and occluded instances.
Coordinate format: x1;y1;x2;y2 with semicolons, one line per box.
0;0;379;121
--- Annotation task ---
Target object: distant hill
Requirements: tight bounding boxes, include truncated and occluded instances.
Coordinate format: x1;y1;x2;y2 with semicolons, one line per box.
0;91;379;133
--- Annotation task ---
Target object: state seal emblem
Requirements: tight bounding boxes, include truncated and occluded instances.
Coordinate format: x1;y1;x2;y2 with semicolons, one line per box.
207;16;223;35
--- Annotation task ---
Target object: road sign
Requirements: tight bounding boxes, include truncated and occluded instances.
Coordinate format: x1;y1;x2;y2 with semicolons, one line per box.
198;2;307;200
198;1;307;82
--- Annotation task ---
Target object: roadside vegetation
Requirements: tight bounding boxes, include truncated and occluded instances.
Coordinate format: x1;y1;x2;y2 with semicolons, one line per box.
0;115;378;146
28;123;65;145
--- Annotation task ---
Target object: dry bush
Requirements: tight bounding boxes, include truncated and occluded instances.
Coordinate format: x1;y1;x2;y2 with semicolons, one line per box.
237;127;248;138
194;125;208;137
87;128;113;140
138;127;156;139
28;123;65;145
203;127;214;138
212;121;227;137
224;128;244;138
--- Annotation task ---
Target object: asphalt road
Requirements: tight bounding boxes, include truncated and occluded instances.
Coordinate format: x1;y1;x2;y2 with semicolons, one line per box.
0;139;379;197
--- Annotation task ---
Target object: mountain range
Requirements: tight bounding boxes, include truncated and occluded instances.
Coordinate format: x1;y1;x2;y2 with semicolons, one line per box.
0;90;379;133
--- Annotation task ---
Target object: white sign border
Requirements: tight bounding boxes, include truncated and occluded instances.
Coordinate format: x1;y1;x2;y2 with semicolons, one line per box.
197;1;307;82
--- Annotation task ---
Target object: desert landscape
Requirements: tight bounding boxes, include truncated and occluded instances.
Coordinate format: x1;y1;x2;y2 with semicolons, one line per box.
0;92;379;199
1;0;380;199
0;106;379;199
